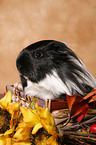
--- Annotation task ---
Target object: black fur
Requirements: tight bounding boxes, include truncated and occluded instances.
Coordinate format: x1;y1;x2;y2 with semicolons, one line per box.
16;40;96;98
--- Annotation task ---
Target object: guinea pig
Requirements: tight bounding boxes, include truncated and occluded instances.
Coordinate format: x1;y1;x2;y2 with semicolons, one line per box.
16;40;96;100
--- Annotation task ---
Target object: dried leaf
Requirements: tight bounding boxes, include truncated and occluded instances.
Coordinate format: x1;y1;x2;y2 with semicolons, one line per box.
66;94;89;122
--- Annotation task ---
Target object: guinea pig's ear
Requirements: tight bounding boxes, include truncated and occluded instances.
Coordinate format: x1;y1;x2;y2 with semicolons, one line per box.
53;42;69;57
57;49;68;57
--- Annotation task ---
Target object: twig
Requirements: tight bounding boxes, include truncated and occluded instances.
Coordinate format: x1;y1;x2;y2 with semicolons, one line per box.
61;116;96;130
64;131;96;139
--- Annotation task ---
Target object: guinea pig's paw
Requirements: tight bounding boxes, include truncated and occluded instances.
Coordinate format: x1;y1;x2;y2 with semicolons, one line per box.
14;82;23;91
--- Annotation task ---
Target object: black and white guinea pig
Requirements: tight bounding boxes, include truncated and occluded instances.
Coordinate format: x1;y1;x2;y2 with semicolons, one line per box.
16;40;96;100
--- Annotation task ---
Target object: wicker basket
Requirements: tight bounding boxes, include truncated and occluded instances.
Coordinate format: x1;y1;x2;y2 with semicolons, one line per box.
6;85;96;145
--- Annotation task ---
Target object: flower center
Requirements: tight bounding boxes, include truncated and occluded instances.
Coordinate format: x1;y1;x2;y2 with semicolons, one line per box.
0;108;11;133
0;116;5;128
30;128;51;145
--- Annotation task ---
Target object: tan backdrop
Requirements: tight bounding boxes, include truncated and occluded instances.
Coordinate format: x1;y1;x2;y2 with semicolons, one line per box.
0;0;96;93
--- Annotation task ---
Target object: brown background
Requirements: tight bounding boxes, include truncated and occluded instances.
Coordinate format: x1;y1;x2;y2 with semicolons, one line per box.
0;0;96;93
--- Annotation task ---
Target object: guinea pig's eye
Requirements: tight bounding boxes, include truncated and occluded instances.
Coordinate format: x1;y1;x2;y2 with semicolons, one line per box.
34;52;43;58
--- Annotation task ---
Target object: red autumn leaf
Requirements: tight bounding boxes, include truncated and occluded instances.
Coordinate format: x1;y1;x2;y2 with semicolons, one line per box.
90;124;96;133
66;94;89;122
72;104;89;122
71;99;89;116
66;94;83;111
66;89;96;122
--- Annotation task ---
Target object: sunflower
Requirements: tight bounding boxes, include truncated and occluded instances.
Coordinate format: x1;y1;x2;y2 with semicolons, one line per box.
0;91;21;144
13;103;59;145
0;91;60;144
35;104;60;145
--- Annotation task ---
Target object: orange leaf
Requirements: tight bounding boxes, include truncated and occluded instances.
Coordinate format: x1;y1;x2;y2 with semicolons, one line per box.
66;94;83;112
66;94;77;112
66;94;89;122
83;89;96;103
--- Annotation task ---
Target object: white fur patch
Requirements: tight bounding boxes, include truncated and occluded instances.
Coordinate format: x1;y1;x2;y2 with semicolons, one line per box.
24;70;71;99
24;60;96;99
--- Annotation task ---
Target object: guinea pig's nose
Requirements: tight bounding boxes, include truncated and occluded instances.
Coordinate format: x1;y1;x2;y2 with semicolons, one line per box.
16;55;22;71
16;61;21;70
16;50;30;72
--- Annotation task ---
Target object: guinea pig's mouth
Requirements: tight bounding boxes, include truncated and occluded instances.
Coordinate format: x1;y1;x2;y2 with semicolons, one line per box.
23;75;29;80
18;70;29;81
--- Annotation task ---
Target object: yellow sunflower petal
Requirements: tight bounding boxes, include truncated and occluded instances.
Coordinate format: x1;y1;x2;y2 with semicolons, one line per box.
13;127;31;141
13;141;31;145
40;120;58;136
44;108;54;126
32;122;42;134
17;121;34;129
8;102;21;112
36;103;50;120
36;103;46;117
5;137;12;145
7;102;21;118
17;121;36;129
36;104;56;135
36;104;54;126
13;128;23;140
0;136;11;145
47;136;58;145
4;127;15;136
17;122;28;128
0;91;12;108
0;138;5;145
20;107;39;125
